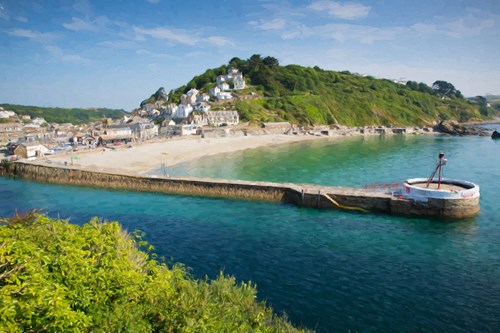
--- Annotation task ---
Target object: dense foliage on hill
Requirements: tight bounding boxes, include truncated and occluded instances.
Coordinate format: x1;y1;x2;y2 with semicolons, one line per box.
0;104;128;124
167;55;496;126
0;212;308;333
140;87;169;108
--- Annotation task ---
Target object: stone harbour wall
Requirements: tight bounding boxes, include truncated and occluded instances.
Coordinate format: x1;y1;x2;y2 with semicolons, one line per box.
7;162;480;219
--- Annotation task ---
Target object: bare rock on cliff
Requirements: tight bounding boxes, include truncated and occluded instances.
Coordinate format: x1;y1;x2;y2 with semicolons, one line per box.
434;120;487;136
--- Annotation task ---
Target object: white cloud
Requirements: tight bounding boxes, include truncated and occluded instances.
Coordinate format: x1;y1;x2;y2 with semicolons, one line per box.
133;26;197;45
281;23;404;44
98;40;138;49
7;28;58;43
15;16;28;23
133;26;234;47
249;18;286;31
45;45;91;64
412;10;498;38
63;17;100;32
72;0;92;15
413;18;495;38
136;49;175;59
206;36;233;46
308;1;371;20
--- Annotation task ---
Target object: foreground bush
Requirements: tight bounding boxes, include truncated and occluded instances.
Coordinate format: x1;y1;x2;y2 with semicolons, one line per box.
0;212;309;332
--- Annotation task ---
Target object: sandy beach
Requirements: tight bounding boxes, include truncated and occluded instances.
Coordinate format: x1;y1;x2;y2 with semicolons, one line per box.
41;133;331;175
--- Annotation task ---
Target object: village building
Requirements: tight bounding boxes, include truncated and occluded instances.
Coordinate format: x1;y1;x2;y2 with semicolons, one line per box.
105;126;132;136
160;124;199;137
233;74;246;90
194;102;211;113
32;117;47;125
196;93;210;103
216;91;233;101
70;133;97;147
13;142;50;158
209;86;220;97
0;122;23;144
97;125;133;146
207;111;239;126
175;104;193;119
130;121;158;140
218;82;230;91
0;110;16;119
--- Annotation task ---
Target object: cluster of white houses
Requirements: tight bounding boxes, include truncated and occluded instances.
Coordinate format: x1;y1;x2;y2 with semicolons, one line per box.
140;66;244;128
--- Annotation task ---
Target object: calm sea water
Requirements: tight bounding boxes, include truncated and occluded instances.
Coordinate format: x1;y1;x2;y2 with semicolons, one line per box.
1;127;500;332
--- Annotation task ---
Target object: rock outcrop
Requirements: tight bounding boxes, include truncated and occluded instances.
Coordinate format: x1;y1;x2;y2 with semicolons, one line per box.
433;120;487;136
492;130;500;139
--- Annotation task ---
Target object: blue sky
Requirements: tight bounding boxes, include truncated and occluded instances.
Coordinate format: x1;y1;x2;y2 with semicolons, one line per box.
0;0;499;111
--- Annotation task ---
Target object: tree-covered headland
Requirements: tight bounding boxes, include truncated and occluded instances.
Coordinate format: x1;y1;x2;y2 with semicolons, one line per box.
164;55;497;126
0;104;128;125
0;212;308;333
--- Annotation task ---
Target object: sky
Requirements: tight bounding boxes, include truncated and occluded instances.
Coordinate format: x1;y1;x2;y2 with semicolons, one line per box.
0;0;499;111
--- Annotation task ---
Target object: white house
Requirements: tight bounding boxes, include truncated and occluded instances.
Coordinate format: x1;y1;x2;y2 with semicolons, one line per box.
218;82;230;91
233;74;246;90
14;142;50;158
160;124;199;137
196;93;210;103
216;91;232;101
194;102;211;113
209;86;221;97
207;111;239;126
216;75;226;84
105;126;132;136
130;121;158;140
31;117;46;125
0;110;16;119
176;104;193;118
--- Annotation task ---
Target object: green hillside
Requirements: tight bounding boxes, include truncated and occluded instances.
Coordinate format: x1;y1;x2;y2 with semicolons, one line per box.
0;104;128;125
167;55;496;126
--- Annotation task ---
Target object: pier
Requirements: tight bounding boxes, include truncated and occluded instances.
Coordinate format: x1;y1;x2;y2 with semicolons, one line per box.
6;161;480;219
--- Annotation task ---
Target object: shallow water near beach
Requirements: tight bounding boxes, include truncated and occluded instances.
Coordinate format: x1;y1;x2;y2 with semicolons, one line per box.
1;127;500;332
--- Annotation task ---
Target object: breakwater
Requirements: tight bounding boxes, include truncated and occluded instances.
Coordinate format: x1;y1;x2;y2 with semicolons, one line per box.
7;161;479;219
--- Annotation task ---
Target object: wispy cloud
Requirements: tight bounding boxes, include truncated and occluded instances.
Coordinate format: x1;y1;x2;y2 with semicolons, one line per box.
0;1;8;20
133;26;234;47
249;18;286;31
308;1;371;20
98;40;138;49
15;16;28;23
412;13;496;38
7;28;58;43
72;0;92;15
206;36;233;46
45;45;91;64
63;16;110;32
133;26;197;45
146;0;161;4
281;23;404;44
136;49;175;59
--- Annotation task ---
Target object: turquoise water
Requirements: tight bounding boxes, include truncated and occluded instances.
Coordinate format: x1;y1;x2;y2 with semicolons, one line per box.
1;129;500;332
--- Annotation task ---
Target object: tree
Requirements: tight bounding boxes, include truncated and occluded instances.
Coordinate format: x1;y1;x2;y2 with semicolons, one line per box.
263;56;279;67
229;57;245;69
246;54;264;72
432;80;462;98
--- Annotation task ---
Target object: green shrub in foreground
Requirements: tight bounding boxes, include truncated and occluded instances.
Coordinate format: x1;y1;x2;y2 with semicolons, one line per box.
0;212;309;333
